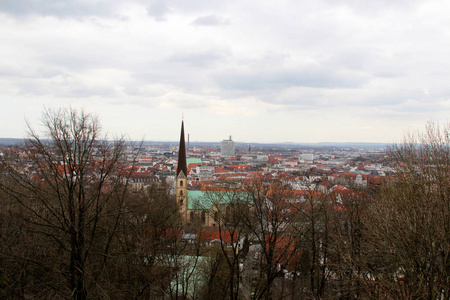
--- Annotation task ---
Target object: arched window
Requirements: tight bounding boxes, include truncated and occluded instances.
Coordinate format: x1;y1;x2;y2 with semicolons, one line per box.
214;212;218;221
201;211;206;224
180;190;183;196
190;211;194;221
180;180;183;187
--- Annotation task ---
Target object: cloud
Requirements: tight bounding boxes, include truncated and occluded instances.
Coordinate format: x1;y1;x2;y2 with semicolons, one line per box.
0;0;117;18
322;0;422;16
168;49;230;67
1;0;450;143
146;1;171;21
215;68;368;91
191;14;230;26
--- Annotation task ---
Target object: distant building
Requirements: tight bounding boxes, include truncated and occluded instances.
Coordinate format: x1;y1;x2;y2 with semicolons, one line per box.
221;136;235;157
301;153;314;162
196;165;215;177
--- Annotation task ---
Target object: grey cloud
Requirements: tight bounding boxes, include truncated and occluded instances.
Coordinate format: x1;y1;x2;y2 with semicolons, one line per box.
0;62;66;80
328;50;370;71
373;72;403;78
41;52;116;72
116;98;161;108
163;0;229;14
353;88;450;119
192;14;230;26
378;98;442;113
273;91;442;116
129;49;231;92
146;1;171;21
63;87;117;98
0;0;231;20
0;0;116;18
167;50;230;67
125;94;207;110
368;103;440;121
325;49;406;79
123;86;168;98
12;74;118;98
132;66;206;94
215;69;368;91
271;89;331;107
364;92;421;107
275;100;323;110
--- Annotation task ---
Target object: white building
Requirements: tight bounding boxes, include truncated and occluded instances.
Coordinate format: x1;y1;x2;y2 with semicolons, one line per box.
221;136;235;157
196;166;215;177
301;153;314;162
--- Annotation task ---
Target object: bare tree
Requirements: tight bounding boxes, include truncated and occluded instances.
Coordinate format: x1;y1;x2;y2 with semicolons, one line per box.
200;187;251;300
243;177;299;300
0;108;134;299
366;122;450;299
328;186;371;299
289;184;331;299
102;181;186;299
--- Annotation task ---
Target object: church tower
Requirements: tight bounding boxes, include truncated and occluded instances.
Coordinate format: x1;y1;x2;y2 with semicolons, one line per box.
176;121;188;223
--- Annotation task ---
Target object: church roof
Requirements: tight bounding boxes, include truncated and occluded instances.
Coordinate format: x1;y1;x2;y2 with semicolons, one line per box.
187;158;202;165
187;190;251;210
176;121;187;177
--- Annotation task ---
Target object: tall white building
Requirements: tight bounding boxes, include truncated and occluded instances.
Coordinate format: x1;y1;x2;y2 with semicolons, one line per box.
221;136;235;157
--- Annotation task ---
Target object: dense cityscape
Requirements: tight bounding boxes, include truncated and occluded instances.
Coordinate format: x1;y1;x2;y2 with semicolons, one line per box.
0;129;392;212
1;110;449;299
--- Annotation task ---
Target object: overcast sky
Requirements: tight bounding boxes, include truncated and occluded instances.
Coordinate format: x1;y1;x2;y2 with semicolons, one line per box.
1;0;449;143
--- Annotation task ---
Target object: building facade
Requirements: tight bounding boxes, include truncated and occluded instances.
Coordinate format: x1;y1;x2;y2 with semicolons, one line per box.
221;136;235;157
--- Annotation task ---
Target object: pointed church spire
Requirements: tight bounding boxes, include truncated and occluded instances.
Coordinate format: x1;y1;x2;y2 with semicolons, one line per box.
177;121;187;177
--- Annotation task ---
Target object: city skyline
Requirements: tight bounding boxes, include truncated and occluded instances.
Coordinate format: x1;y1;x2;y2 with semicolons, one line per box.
1;1;450;143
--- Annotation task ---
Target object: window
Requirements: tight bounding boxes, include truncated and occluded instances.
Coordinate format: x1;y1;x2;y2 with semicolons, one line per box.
190;212;194;221
201;211;206;224
180;180;183;187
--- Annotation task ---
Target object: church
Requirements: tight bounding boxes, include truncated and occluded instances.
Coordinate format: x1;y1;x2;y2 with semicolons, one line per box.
175;121;250;227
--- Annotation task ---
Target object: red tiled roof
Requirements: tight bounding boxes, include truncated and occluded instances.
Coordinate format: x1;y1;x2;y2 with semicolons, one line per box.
266;234;298;271
197;229;239;244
